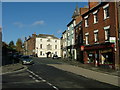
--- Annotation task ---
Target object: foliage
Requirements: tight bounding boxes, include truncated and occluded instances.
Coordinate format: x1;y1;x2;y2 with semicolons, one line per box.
16;38;23;52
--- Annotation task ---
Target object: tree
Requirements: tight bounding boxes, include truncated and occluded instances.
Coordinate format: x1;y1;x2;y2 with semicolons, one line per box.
16;38;23;53
9;41;15;49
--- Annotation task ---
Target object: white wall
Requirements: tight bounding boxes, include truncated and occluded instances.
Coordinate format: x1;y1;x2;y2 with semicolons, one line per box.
35;37;61;57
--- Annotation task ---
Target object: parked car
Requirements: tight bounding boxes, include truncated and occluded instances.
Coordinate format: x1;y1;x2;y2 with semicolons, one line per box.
52;54;59;59
20;55;34;65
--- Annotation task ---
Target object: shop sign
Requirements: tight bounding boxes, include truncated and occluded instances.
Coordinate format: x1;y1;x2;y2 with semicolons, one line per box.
100;49;112;53
81;46;84;51
109;37;116;43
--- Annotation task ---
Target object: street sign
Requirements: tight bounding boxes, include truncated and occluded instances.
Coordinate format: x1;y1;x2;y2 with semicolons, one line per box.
109;37;116;43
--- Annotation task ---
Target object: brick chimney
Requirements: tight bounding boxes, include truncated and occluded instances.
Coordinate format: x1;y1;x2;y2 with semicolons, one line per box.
88;0;99;9
32;32;36;37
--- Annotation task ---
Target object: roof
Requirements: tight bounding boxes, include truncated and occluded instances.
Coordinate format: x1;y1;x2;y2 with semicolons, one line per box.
82;2;108;17
67;19;75;27
72;5;80;19
36;34;59;39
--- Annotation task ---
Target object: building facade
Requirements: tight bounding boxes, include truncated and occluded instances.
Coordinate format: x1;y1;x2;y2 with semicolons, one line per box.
73;7;88;63
67;19;77;60
35;34;61;58
24;33;36;56
82;2;119;69
62;30;68;58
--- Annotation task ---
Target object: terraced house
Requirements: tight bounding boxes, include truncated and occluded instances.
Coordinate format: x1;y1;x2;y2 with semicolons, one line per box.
82;2;119;69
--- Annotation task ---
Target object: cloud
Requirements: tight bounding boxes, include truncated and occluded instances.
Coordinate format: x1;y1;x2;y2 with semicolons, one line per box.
13;22;24;28
57;30;62;34
32;20;44;26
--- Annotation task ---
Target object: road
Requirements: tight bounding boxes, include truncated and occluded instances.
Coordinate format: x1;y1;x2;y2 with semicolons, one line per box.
2;57;119;89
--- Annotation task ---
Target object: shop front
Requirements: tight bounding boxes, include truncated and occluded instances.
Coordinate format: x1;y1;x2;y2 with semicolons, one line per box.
83;43;115;69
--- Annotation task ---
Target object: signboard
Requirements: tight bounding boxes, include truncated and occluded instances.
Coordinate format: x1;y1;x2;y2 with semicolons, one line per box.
81;46;84;51
109;37;116;43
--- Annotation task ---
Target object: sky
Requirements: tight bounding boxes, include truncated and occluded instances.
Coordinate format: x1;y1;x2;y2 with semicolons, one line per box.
2;2;88;44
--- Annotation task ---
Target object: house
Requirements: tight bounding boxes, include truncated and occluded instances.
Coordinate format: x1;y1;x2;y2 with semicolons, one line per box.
82;2;119;69
73;7;88;63
35;34;61;58
62;30;68;58
67;19;76;60
24;33;36;56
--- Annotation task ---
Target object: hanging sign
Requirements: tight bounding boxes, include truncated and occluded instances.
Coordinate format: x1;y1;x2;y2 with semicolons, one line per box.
81;46;84;51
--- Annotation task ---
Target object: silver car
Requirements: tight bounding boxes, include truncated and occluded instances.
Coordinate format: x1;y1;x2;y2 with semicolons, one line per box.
21;56;34;65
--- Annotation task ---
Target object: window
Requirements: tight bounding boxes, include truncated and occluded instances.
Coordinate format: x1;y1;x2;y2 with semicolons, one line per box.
40;39;42;42
85;18;89;27
47;39;51;42
94;30;99;43
40;44;42;49
103;4;109;19
105;29;110;41
40;51;42;55
94;13;98;23
55;40;57;42
68;27;69;30
104;25;110;41
85;33;89;45
55;52;57;55
47;44;52;50
84;15;89;27
55;45;57;49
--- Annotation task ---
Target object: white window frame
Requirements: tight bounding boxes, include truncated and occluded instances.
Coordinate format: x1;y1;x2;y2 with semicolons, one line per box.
104;25;110;41
85;33;89;45
103;4;109;20
94;30;99;43
84;15;89;27
93;10;98;24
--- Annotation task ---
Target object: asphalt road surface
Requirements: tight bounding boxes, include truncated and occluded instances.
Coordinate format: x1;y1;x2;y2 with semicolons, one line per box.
2;57;119;89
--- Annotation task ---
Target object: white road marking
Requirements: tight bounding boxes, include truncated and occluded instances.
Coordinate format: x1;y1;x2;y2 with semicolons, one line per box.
27;69;59;90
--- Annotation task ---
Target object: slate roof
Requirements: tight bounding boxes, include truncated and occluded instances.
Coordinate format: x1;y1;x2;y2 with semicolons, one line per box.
72;5;80;19
36;34;59;39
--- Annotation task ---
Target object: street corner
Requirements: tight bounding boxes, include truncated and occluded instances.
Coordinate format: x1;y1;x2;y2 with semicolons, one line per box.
1;63;28;75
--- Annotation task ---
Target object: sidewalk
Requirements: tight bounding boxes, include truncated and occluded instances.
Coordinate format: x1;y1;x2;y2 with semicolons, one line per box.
0;63;26;75
58;58;120;77
47;58;120;87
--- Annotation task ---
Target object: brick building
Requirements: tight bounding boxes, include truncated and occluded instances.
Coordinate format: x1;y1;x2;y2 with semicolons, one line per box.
74;7;88;63
24;33;36;56
82;2;119;69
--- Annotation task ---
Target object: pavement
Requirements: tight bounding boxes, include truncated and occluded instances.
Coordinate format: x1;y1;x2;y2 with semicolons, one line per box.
0;63;27;75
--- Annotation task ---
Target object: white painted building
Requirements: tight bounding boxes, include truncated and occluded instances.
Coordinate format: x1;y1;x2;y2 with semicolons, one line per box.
35;34;61;58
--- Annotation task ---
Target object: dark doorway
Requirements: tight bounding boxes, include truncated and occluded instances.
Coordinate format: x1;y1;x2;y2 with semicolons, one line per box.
46;52;52;58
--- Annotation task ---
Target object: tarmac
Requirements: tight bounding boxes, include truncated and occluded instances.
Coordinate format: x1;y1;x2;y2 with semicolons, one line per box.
0;59;120;87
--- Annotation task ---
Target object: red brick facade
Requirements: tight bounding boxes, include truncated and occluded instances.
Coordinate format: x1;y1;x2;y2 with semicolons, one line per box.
82;2;119;69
